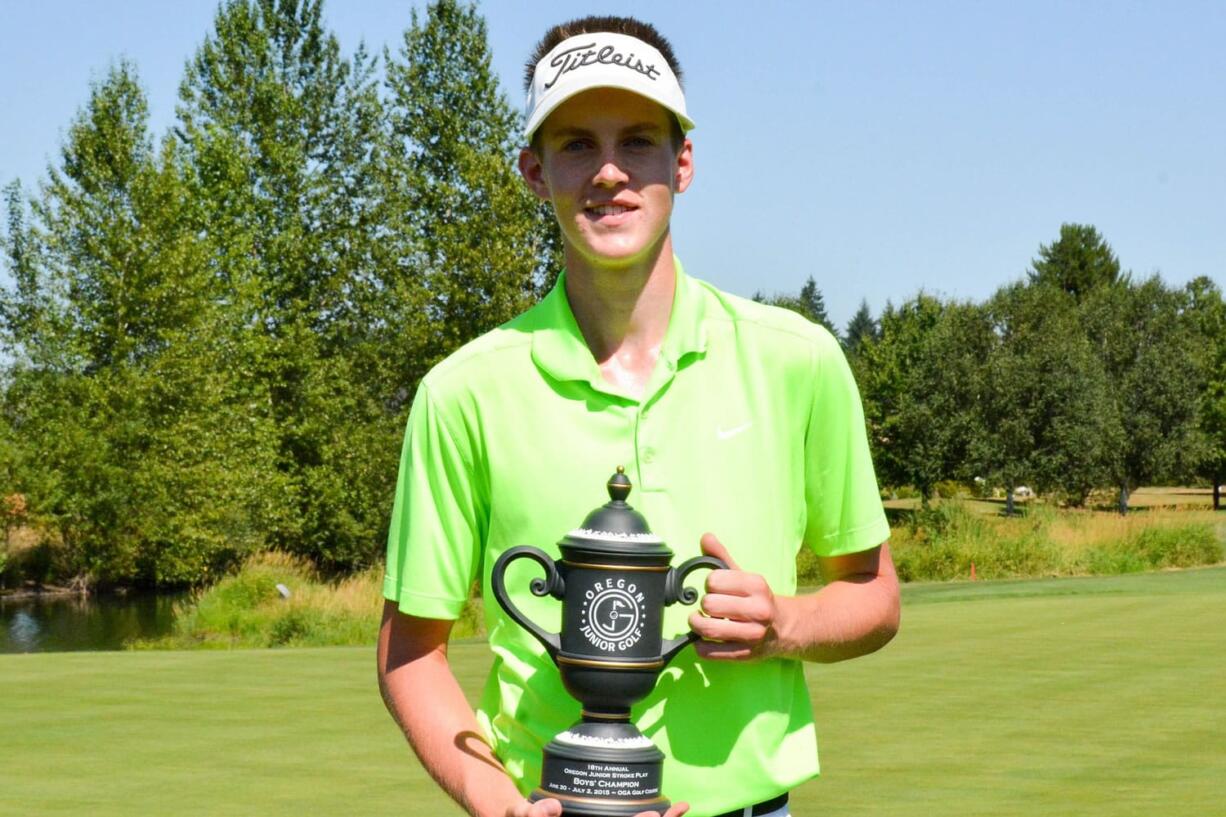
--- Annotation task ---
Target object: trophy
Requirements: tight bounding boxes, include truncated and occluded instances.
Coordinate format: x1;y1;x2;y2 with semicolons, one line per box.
491;467;725;817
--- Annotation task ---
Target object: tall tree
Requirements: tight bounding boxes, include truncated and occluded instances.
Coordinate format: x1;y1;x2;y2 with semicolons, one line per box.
385;0;559;369
1184;277;1226;510
1;62;273;585
973;282;1122;512
177;0;395;570
1082;275;1206;513
1028;223;1121;300
1;181;46;359
844;298;878;356
797;276;836;336
763;276;838;338
856;295;988;505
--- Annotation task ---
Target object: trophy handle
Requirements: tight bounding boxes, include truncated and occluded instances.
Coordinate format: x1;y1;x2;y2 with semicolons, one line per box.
491;546;564;659
660;555;727;665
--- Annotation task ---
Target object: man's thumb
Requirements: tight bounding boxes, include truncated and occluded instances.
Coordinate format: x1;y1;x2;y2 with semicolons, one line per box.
530;798;564;817
700;532;739;570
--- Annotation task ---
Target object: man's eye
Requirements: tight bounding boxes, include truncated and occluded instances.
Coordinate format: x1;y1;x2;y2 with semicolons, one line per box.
562;140;590;152
625;136;653;148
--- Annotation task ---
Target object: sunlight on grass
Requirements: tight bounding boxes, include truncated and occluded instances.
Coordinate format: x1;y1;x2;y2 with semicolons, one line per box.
5;568;1224;817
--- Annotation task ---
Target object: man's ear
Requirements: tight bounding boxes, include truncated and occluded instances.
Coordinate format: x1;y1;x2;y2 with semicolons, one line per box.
674;137;694;194
518;147;551;201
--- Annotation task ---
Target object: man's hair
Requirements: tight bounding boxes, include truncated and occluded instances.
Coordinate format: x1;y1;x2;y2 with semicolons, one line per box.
523;15;686;151
522;15;684;94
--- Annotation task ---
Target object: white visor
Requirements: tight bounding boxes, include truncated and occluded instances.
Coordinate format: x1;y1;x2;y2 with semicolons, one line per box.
524;32;694;141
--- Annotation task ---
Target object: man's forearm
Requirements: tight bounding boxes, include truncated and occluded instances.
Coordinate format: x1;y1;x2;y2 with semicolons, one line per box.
692;537;901;663
771;569;900;663
376;607;524;817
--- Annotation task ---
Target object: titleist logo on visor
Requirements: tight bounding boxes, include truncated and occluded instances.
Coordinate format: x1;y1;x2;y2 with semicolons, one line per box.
543;42;662;89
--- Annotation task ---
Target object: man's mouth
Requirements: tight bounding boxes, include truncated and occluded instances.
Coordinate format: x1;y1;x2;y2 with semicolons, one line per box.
587;204;635;217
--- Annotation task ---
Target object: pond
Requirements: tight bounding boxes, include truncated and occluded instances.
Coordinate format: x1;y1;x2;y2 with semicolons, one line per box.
0;591;182;653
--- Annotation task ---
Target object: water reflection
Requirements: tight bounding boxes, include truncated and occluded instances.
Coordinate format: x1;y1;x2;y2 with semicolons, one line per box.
0;592;181;653
8;610;40;651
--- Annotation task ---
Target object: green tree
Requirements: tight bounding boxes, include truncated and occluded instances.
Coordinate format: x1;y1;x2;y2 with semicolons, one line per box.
177;0;396;570
759;276;839;338
1;181;47;358
856;295;988;505
1028;223;1121;300
844;298;878;356
171;0;556;571
1184;277;1226;510
1;62;273;585
973;282;1122;512
385;0;559;368
798;276;836;337
1082;275;1206;513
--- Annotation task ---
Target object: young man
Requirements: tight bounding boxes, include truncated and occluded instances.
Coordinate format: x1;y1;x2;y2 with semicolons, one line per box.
377;16;899;817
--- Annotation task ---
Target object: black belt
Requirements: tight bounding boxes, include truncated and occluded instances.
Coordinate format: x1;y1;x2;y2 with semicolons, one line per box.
711;793;789;817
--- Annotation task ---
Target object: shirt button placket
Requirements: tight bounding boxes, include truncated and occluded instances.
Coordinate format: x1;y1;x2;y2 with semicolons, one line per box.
633;406;648;487
641;359;676;485
636;405;659;489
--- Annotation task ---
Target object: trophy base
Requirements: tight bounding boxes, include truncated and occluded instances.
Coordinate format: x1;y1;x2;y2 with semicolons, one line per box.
532;719;670;817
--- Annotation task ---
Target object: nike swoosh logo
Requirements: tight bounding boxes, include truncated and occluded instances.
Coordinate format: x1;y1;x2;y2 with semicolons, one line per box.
716;421;753;441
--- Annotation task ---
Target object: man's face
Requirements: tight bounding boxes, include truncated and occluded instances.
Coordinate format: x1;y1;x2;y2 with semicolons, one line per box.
519;88;693;270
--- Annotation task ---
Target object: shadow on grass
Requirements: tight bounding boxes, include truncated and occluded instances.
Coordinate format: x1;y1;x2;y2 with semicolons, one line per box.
887;493;1215;520
884;499;1035;526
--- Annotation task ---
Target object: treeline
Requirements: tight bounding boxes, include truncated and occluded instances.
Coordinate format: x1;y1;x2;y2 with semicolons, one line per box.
765;226;1226;515
0;0;558;587
2;2;1222;591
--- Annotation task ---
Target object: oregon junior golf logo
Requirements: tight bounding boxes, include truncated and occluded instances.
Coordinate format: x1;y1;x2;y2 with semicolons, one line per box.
580;577;647;652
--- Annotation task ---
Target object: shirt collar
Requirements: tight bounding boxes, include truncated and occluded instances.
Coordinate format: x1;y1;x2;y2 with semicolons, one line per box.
530;256;708;396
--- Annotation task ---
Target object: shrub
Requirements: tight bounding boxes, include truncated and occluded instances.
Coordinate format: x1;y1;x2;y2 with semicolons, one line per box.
870;501;1221;585
892;538;969;583
268;607;325;646
975;533;1062;578
889;485;921;500
7;539;59;585
132;551;488;650
1135;524;1221;567
934;480;968;500
1079;522;1221;575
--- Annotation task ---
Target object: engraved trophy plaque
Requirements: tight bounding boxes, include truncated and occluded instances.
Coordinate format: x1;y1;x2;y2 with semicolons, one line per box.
491;467;724;816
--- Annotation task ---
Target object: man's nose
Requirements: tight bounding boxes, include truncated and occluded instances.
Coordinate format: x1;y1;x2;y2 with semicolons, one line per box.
592;155;629;187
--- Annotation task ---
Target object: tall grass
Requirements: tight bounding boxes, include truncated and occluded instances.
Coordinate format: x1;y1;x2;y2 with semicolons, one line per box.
131;552;485;649
860;503;1224;584
147;507;1223;649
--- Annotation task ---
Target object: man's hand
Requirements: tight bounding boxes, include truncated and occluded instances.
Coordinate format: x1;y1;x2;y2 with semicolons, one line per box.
507;797;562;817
508;797;689;817
687;533;901;663
688;533;781;660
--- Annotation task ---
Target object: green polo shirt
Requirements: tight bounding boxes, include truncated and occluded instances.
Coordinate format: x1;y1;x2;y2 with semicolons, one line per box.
384;259;889;815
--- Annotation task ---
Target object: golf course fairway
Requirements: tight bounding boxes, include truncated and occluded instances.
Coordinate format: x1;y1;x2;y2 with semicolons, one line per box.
2;567;1222;816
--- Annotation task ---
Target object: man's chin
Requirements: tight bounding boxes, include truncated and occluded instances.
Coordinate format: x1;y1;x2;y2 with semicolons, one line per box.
568;236;669;272
578;251;652;273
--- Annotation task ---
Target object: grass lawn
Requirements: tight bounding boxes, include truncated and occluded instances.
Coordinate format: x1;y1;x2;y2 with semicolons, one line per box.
2;568;1223;816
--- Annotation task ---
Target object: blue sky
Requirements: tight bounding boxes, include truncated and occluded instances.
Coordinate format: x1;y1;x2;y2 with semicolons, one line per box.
2;1;1223;329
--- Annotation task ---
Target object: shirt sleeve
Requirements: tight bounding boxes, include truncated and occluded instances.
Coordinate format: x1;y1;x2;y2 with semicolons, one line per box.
383;382;487;619
803;331;891;557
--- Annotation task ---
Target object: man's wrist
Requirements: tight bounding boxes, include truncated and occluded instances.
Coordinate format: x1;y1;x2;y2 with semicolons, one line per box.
468;777;531;817
765;593;807;659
